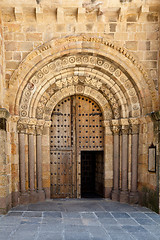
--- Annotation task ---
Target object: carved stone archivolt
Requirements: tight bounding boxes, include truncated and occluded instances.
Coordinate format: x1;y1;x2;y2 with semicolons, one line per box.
17;118;45;135
9;34;157;122
19;53;141;121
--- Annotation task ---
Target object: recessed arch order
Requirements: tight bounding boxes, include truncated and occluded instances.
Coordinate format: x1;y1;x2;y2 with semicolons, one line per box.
9;34;158;120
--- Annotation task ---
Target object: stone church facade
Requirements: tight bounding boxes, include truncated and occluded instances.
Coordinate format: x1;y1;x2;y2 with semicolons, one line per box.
0;0;159;214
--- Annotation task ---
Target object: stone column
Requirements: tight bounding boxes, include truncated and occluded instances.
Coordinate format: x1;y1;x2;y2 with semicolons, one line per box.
129;118;139;204
9;116;19;207
36;124;45;201
103;120;113;198
42;121;52;199
18;123;29;204
111;120;120;201
119;119;129;203
28;124;37;202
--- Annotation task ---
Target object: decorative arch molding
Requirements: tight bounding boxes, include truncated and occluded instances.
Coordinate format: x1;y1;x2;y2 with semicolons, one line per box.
17;53;142;120
9;34;157;118
36;85;113;121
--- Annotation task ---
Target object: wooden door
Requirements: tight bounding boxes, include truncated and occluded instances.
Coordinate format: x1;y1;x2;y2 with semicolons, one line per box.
50;97;75;198
50;95;104;198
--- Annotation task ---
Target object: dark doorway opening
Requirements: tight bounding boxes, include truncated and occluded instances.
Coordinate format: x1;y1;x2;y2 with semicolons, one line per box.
81;151;104;198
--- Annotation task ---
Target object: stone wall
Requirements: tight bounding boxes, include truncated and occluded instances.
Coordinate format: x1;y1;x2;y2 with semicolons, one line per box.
0;10;4;108
0;0;159;213
1;1;159;105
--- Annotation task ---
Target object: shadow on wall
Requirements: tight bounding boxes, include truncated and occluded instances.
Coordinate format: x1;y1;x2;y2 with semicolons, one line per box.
139;186;159;213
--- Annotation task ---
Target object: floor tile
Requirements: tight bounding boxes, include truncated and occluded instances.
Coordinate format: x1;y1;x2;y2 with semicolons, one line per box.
0;199;158;240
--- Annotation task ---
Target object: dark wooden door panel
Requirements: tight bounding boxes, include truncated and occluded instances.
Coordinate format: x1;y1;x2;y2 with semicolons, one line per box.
50;151;73;198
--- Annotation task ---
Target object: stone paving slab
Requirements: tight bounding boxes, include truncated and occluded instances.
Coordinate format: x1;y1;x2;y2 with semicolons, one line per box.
0;199;159;240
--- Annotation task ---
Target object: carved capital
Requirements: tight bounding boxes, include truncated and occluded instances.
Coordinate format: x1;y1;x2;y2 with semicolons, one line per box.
111;125;120;135
121;125;129;135
111;120;120;135
119;119;129;135
44;121;52;128
36;125;43;135
27;124;36;135
17;123;27;134
138;117;147;125
130;124;139;134
129;118;139;134
29;118;37;125
102;120;110;128
119;118;129;126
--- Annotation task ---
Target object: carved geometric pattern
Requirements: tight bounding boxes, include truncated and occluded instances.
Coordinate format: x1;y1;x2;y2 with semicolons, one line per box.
19;54;140;120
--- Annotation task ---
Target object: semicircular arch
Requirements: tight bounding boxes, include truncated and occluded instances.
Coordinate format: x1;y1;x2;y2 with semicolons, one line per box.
9;34;158;119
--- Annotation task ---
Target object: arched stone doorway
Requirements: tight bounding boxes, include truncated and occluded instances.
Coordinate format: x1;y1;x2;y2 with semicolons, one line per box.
6;35;158;210
50;95;104;198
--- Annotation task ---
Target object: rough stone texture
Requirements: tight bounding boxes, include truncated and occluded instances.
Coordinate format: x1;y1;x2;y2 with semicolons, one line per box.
0;0;159;214
0;10;4;108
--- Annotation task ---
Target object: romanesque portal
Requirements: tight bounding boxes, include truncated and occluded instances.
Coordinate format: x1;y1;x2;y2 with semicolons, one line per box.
0;32;159;213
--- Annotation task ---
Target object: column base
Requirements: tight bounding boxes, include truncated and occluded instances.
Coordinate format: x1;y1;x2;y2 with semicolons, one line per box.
104;187;112;198
37;190;45;202
111;190;120;201
44;187;50;199
120;190;129;203
29;190;38;203
12;191;19;207
129;191;139;204
19;192;29;205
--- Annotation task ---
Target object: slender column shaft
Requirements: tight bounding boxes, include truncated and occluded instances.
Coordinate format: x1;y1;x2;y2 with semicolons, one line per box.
121;134;128;191
129;119;139;203
36;134;42;191
19;133;26;194
120;124;129;203
113;134;120;191
111;121;120;201
103;120;113;198
28;134;35;192
131;134;138;193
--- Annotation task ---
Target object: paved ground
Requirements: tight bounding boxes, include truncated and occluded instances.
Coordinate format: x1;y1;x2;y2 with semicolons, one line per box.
0;199;160;240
